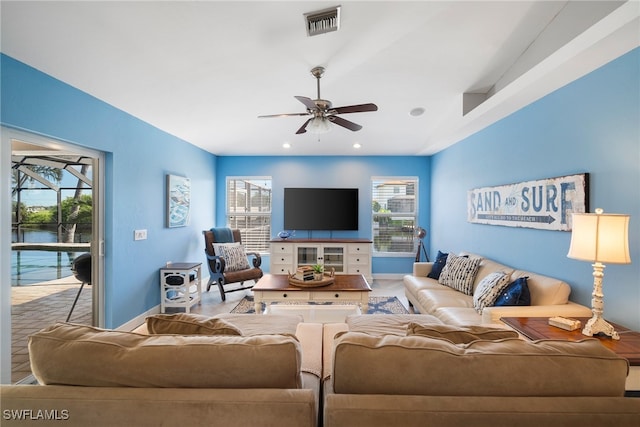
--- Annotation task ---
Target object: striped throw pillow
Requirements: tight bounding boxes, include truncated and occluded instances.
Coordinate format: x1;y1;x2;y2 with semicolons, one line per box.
438;254;482;295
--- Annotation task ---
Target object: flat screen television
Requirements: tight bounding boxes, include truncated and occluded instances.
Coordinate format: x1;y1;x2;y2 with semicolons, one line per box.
284;188;359;231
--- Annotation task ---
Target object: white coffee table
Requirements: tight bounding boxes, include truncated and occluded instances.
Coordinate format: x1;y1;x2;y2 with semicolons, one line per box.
252;274;372;318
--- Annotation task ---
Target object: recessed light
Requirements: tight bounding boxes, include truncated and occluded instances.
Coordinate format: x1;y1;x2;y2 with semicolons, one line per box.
409;107;426;117
283;143;291;149
353;143;361;149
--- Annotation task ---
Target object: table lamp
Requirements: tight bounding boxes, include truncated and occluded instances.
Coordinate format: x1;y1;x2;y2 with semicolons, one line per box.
567;208;630;340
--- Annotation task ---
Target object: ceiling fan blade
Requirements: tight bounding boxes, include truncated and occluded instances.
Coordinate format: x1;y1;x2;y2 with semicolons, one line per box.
258;112;310;118
330;103;378;114
295;118;312;134
295;96;318;111
329;115;363;132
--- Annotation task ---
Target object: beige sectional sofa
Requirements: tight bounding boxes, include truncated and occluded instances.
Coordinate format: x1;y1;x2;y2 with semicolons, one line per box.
3;313;639;427
404;252;593;325
1;314;322;427
322;314;640;427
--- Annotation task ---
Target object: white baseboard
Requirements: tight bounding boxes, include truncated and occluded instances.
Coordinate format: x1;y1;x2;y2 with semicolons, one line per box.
372;273;406;280
117;305;160;331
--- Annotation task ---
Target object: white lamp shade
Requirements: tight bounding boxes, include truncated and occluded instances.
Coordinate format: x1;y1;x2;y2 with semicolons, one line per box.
567;210;631;264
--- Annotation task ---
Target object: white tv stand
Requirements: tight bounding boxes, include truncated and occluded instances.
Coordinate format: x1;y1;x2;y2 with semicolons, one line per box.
270;238;373;282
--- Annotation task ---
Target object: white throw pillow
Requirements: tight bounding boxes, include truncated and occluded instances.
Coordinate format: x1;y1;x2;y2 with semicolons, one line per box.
213;243;251;272
473;271;512;313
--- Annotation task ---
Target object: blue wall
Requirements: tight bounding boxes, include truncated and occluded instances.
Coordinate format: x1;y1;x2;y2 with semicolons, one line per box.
430;48;640;329
215;156;431;274
3;46;638;330
1;55;217;328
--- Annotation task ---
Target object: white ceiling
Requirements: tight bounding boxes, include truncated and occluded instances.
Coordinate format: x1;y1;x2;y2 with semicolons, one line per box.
1;1;638;156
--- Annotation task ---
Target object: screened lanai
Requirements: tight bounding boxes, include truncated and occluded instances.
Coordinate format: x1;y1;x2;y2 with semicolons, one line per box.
10;140;94;383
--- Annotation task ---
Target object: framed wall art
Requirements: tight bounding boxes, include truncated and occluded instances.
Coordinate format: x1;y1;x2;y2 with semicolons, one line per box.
467;173;589;231
166;174;191;228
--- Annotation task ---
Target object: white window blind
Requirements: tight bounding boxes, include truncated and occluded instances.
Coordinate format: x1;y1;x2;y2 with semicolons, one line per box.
226;177;271;253
371;177;418;254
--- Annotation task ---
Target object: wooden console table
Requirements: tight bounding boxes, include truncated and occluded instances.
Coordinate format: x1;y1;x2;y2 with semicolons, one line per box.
502;317;640;392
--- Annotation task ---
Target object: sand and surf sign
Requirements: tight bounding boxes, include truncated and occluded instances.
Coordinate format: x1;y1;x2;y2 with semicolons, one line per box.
467;174;589;231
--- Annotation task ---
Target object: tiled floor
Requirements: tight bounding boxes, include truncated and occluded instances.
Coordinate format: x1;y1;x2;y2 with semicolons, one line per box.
10;276;409;383
11;276;92;383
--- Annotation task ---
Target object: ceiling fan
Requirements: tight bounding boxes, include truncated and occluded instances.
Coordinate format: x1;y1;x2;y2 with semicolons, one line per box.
258;66;378;134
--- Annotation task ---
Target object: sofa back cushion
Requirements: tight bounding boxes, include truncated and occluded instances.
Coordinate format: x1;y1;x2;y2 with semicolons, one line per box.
331;332;628;397
30;323;302;388
406;323;519;343
146;313;243;335
461;253;570;305
511;269;570;305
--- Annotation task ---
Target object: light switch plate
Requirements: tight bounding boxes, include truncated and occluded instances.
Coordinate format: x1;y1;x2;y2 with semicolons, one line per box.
134;229;147;240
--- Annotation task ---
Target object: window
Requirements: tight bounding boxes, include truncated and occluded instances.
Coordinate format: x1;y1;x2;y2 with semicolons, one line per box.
371;177;418;254
226;177;271;253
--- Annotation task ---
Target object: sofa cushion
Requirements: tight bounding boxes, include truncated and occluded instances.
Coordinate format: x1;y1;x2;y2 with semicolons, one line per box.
438;254;482;295
426;250;448;279
511;270;570;305
331;332;628;396
417;288;474;315
217;313;303;335
347;314;443;336
406;323;519;343
494;276;531;307
213;243;251;271
145;313;242;335
432;306;484;326
29;323;302;388
473;271;512;313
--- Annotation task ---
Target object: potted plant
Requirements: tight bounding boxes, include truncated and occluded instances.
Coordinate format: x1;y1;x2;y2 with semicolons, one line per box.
312;264;324;281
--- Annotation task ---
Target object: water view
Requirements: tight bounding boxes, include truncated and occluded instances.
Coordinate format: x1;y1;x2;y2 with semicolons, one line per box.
11;230;90;286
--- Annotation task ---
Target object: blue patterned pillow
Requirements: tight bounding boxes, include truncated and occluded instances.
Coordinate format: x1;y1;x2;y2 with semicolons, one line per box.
427;250;449;279
438;254;482;296
493;277;531;306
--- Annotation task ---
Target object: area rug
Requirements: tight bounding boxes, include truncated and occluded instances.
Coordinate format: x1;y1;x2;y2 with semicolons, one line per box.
230;296;409;315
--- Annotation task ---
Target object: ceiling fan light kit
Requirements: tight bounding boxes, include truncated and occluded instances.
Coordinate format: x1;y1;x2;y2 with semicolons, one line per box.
258;65;378;135
307;117;331;134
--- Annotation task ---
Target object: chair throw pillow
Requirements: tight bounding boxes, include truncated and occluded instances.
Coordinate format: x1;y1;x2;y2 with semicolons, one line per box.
146;313;242;336
494;276;531;306
213;243;251;271
472;271;512;313
438;253;482;295
427;250;448;279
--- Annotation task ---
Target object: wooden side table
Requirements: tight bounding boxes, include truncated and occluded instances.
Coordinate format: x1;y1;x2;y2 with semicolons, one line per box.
501;317;640;392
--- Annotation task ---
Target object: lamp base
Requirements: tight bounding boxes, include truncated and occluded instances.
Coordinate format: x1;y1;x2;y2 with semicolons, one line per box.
582;314;620;340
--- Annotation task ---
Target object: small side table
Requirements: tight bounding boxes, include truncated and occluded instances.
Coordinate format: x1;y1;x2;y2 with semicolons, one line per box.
160;262;202;313
501;317;640;392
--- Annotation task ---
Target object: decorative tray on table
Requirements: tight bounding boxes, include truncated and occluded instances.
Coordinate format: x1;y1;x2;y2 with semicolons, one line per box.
288;268;335;288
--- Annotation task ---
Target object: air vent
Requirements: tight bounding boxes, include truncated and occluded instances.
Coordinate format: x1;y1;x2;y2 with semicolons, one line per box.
304;6;341;37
